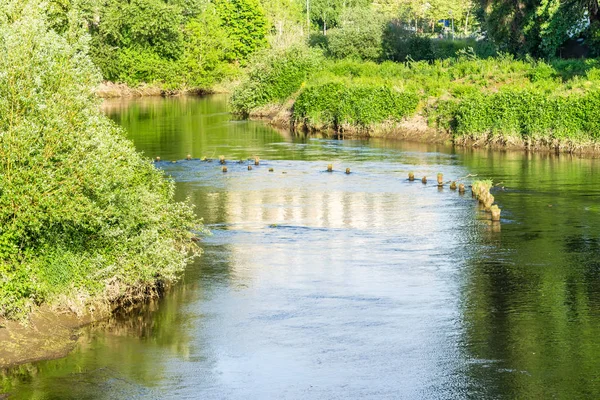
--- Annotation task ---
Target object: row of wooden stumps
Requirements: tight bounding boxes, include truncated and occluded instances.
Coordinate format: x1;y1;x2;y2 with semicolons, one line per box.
327;164;351;174
409;172;501;221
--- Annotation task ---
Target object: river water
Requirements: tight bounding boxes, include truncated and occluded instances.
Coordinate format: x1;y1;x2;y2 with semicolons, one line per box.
2;95;600;399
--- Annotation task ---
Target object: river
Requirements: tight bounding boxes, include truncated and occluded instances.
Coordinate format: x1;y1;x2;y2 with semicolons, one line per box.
2;95;600;399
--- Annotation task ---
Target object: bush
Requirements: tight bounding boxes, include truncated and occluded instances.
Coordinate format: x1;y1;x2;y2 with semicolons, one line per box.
0;1;201;319
381;22;433;62
325;7;383;61
308;32;329;50
445;88;600;140
293;82;419;128
230;46;324;115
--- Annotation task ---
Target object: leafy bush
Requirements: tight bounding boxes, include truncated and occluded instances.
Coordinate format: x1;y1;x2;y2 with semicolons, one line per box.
445;88;600;140
325;7;384;61
308;32;329;50
214;0;269;63
230;46;324;115
0;1;201;319
381;22;434;62
293;82;419;128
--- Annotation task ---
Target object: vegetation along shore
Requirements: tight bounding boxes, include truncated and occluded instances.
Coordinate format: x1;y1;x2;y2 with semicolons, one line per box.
4;0;600;368
0;0;202;366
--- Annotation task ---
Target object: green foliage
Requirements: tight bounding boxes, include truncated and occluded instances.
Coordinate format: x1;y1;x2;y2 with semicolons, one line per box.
181;5;237;87
214;0;269;62
481;0;588;57
441;88;600;140
94;0;184;60
381;22;431;62
0;1;201;319
48;0;257;89
380;21;496;62
230;46;324;115
326;7;383;61
293;82;419;128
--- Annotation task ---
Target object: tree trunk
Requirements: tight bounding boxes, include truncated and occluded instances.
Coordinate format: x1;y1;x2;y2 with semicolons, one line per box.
464;10;470;36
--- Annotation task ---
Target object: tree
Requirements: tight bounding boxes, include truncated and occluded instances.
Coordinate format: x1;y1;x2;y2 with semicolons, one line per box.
480;0;587;57
308;0;371;34
327;7;384;60
214;0;269;62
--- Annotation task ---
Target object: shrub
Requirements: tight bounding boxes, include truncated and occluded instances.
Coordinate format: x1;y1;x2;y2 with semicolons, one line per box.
214;0;269;62
308;32;329;50
0;1;201;319
448;88;600;141
230;46;324;115
293;81;419;128
381;22;434;62
325;7;384;61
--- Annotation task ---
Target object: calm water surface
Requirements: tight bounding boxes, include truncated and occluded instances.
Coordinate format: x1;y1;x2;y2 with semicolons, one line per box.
3;95;600;399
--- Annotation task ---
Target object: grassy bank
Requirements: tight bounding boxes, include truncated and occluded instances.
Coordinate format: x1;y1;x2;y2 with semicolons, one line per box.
0;2;202;321
232;47;600;152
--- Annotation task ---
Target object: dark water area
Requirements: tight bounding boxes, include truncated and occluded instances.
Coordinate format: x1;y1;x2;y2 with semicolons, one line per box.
3;95;600;399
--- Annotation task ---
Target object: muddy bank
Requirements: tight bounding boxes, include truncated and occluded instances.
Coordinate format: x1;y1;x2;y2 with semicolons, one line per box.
96;82;216;99
0;309;98;369
250;103;600;156
0;280;173;369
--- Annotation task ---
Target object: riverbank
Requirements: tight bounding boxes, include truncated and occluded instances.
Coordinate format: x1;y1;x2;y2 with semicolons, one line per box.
0;2;202;370
0;281;174;368
232;49;600;155
252;100;600;155
96;81;236;99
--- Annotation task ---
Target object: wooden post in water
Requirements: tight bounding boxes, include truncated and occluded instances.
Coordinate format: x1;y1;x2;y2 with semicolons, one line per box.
222;166;227;173
491;205;501;221
327;164;333;172
248;165;252;170
186;154;191;160
422;176;427;184
450;181;457;190
255;156;260;166
458;183;465;193
346;168;351;174
408;172;415;181
269;167;274;172
219;155;225;164
437;173;443;186
155;156;160;162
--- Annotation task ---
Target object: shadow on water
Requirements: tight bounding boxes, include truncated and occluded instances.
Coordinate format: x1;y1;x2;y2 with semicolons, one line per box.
3;95;600;399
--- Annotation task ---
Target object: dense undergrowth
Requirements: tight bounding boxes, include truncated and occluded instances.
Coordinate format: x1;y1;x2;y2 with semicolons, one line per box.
0;2;202;319
232;46;600;145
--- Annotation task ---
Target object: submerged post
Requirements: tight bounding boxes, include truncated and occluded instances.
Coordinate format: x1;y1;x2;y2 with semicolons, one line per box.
450;181;457;190
255;156;260;166
422;176;427;184
186;154;192;160
491;205;501;221
327;164;333;172
408;172;415;181
346;168;351;174
219;155;225;164
222;166;227;173
437;173;443;186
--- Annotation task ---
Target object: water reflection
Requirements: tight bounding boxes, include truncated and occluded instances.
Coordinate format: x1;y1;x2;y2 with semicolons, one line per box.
3;96;600;399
